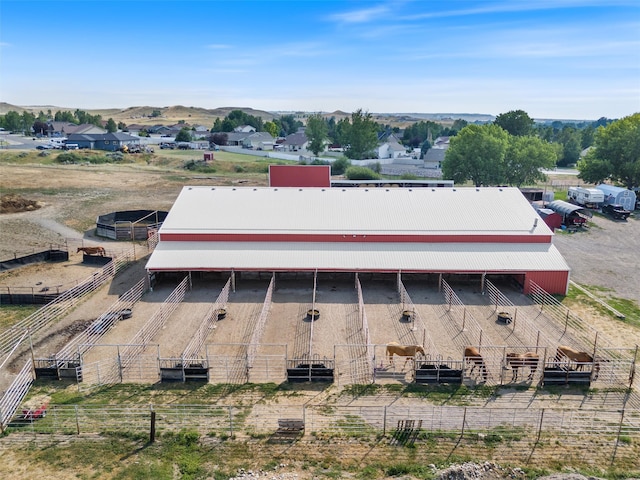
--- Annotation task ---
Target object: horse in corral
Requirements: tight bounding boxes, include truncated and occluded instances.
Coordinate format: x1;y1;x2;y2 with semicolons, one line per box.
386;342;425;370
77;246;106;256
555;345;601;380
505;352;539;381
464;346;488;381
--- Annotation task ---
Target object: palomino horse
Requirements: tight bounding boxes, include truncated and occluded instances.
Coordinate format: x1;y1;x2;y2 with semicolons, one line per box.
77;246;106;256
386;342;425;370
464;346;488;381
555;345;601;380
505;352;539;381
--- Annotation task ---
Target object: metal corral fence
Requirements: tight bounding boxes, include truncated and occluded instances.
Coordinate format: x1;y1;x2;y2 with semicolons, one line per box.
4;403;639;466
0;244;140;364
247;274;275;368
79;276;192;391
528;281;640;391
440;278;491;347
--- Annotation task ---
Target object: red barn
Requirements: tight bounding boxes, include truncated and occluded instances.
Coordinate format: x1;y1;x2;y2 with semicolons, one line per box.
147;186;570;294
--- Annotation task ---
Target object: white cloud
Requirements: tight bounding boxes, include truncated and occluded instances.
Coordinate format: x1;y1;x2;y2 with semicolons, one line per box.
328;5;390;24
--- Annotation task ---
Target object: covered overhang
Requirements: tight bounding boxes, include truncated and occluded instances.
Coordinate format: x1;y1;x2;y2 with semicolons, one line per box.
146;241;570;275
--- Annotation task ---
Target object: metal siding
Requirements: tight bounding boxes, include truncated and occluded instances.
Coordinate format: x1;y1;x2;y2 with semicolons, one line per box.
269;165;331;187
524;271;569;295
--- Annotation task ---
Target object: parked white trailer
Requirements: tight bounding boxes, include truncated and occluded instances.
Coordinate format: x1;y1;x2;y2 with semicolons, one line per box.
595;184;637;212
567;187;604;208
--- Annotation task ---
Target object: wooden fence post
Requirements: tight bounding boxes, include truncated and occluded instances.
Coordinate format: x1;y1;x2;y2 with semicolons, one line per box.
75;405;80;435
150;409;156;443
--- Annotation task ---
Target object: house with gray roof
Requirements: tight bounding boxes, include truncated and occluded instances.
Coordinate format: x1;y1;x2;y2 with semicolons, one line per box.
282;131;309;151
66;132;140;151
242;132;275;150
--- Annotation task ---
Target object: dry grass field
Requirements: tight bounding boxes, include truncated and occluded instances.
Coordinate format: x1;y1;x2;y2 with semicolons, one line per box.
1;150;639;479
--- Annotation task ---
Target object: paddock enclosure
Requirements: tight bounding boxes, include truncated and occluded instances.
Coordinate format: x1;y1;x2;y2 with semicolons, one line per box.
10;270;637;395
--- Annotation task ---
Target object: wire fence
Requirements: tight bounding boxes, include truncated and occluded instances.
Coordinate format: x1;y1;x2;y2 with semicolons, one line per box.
4;402;639;466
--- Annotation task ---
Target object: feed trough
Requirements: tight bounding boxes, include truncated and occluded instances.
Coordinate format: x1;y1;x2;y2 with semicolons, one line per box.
216;308;227;320
307;309;320;321
497;312;512;324
401;310;415;322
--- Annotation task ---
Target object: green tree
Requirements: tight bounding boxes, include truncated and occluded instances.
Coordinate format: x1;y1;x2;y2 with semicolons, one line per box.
263;121;279;138
175;127;192;142
442;124;509;186
2;111;23;132
578;113;640;188
494;109;534;136
503;136;557;186
306;114;328;156
576;151;613;185
343;109;379;160
54;110;76;123
105;118;117;133
278;114;303;135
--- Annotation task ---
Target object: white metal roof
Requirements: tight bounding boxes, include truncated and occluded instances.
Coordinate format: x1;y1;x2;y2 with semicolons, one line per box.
159;186;553;237
146;241;569;273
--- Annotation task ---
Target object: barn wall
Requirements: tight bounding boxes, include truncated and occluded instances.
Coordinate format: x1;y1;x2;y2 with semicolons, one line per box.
269;165;331;188
524;271;569;295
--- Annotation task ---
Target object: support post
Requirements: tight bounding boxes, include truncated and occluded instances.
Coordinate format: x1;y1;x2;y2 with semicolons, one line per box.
150;408;156;443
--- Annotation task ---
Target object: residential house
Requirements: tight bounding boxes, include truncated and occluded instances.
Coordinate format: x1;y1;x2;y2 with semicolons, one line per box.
46;122;106;137
225;131;252;146
234;125;256;133
66;132;140;152
377;134;406;159
423;148;446;170
242;132;275;150
282;131;309;152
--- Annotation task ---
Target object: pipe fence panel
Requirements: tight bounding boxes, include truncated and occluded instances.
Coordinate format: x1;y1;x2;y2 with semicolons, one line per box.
182;277;232;360
397;274;439;359
247;274;275;368
119;276;190;371
56;278;147;362
440;278;490;347
0;361;33;430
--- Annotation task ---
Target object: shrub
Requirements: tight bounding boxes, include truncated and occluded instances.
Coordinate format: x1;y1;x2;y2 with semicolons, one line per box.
331;157;351;175
345;166;381;180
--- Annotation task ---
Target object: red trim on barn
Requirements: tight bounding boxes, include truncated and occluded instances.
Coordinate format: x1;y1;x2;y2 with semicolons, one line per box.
158;232;553;243
269;165;331;187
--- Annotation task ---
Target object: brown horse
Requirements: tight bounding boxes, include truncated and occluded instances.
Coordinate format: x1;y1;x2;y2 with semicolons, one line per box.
555;345;601;380
386;342;425;370
505;352;539;381
77;246;106;256
464;346;488;381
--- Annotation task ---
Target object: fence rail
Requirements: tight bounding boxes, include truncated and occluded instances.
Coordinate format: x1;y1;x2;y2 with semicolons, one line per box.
55;278;147;362
0;361;34;431
440;278;489;347
116;276;190;378
182;277;232;360
247;274;275;367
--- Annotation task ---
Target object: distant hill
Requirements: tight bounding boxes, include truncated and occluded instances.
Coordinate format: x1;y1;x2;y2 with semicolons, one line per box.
0;104;278;127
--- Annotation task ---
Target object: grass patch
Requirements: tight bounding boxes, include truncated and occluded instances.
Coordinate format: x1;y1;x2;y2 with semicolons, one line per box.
563;284;640;329
0;304;39;329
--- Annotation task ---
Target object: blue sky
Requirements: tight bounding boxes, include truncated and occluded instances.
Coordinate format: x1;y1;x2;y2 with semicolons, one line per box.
1;0;639;119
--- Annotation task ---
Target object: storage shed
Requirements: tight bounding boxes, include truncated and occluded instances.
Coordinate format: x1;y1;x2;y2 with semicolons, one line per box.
595;184;637;212
146;187;571;295
546;200;590;227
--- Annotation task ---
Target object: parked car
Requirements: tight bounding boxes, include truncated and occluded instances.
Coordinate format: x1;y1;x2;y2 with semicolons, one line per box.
602;204;631;220
36;145;52;150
